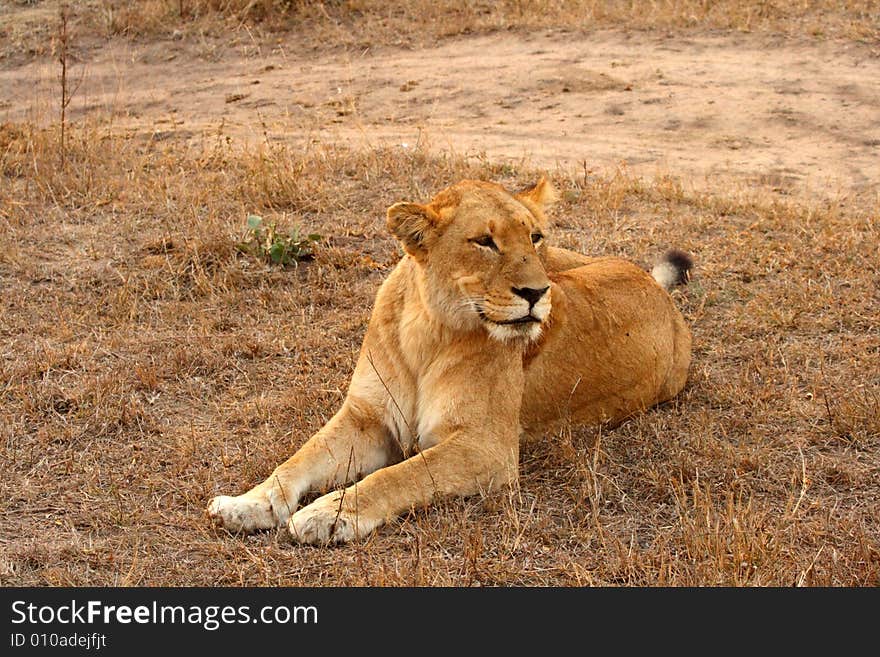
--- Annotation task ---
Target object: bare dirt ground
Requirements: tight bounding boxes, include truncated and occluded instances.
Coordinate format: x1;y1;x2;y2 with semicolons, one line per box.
3;29;878;197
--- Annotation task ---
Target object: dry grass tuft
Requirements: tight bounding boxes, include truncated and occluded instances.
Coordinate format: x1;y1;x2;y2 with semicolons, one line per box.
2;1;878;62
1;118;877;586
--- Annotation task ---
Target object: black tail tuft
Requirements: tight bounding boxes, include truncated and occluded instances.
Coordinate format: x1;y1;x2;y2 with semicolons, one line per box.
664;249;693;286
651;249;694;290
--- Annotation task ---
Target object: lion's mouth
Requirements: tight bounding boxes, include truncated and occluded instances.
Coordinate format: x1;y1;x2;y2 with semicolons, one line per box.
478;310;542;326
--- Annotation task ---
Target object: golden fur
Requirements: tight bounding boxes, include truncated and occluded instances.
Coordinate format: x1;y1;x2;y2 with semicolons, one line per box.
207;178;692;543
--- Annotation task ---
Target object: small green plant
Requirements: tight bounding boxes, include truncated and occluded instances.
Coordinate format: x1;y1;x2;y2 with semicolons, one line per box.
237;214;321;266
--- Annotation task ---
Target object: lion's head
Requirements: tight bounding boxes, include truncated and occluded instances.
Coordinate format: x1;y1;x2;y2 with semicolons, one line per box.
386;178;557;342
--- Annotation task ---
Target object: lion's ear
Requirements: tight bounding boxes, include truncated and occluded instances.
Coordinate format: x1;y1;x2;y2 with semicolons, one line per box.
386;202;439;260
516;176;558;209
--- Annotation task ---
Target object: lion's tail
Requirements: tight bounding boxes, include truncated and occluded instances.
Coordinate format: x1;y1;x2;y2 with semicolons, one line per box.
651;249;693;291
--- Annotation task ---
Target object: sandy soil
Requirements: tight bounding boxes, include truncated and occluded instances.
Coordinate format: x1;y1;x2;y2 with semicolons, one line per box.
2;29;878;196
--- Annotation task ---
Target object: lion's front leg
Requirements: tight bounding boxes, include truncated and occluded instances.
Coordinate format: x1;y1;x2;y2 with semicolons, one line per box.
289;431;519;544
208;397;395;533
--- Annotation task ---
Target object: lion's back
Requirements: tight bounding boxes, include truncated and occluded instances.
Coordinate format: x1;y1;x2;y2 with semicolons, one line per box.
521;257;691;433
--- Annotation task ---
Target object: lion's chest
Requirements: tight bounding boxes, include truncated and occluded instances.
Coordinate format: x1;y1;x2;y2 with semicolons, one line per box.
377;356;466;454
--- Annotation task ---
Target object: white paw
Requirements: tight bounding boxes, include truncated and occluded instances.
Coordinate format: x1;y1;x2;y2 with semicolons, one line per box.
288;491;363;545
207;486;294;533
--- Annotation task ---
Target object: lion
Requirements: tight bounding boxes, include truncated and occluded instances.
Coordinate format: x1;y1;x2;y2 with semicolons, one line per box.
207;177;692;544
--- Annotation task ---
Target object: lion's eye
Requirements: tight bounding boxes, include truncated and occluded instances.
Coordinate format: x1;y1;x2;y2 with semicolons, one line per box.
531;233;544;244
472;235;498;251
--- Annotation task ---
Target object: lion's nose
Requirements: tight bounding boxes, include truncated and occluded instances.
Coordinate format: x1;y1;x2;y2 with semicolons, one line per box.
512;285;549;306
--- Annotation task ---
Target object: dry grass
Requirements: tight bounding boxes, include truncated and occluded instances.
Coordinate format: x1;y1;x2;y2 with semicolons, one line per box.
1;116;877;586
2;0;878;62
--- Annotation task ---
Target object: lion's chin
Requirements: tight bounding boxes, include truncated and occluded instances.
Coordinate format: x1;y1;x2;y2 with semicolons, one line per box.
484;319;544;343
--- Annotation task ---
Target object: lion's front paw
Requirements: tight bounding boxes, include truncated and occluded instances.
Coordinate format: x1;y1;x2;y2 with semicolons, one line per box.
288;491;365;545
207;486;294;533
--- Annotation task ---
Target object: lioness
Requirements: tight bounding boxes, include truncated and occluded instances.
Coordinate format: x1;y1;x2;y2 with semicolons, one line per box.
208;178;692;544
